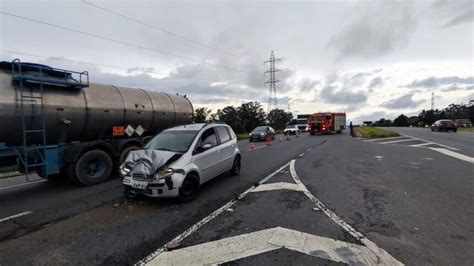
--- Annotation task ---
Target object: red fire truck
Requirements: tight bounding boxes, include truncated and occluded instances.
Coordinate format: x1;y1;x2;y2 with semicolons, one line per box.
307;112;346;135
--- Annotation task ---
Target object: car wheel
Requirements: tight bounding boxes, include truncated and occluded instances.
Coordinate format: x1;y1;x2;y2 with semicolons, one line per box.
453;129;457;132
230;155;241;176
124;186;139;199
431;127;434;132
178;174;200;203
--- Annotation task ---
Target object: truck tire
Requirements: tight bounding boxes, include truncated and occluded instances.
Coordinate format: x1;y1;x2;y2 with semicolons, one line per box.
119;145;140;164
70;150;113;186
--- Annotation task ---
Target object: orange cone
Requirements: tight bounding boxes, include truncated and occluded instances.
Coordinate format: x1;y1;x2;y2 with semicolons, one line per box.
250;142;256;151
266;137;272;146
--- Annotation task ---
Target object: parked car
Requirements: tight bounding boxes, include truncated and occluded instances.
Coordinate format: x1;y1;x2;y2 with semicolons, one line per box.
431;119;458;132
120;123;241;202
249;126;275;142
284;125;299;135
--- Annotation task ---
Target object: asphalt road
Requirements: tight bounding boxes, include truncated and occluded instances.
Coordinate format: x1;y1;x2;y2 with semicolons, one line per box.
388;127;474;156
0;130;473;265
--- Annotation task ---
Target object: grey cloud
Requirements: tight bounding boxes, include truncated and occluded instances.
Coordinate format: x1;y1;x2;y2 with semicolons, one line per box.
127;67;154;74
432;1;474;28
328;1;417;58
320;85;368;105
298;78;321;92
369;77;384;89
407;76;474;88
382;93;424;109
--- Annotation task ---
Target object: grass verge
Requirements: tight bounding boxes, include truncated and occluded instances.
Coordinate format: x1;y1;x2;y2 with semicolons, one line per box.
0;164;18;174
355;127;400;138
458;127;474;132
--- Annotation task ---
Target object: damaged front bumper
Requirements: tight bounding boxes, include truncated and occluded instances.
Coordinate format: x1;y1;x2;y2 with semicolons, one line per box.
122;172;185;198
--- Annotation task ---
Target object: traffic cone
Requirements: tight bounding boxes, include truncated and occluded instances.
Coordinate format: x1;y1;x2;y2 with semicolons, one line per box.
266;137;272;146
249;142;256;151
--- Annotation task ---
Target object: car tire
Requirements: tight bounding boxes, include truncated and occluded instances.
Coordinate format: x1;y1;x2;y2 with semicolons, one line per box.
453;129;457;132
230;155;241;176
124;186;139;199
431;127;434;132
178;174;200;203
70;150;113;186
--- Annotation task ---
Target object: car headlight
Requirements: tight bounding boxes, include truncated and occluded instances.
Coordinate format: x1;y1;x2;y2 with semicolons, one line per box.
260;132;264;136
154;168;174;180
249;133;252;136
119;163;132;177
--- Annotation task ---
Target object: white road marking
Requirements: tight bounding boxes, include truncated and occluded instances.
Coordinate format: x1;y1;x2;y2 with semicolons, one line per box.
400;134;459;150
374;156;384;161
420;157;434;160
147;227;398;265
138;161;292;265
409;142;433;147
378;138;415;144
429;148;474;164
363;136;406;142
0;179;47;191
247;145;266;151
307;148;312;152
0;211;32;223
289;160;402;265
299;152;304;157
251;182;303;193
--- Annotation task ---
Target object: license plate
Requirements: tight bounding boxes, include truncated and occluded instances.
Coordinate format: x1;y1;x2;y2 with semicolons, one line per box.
131;181;148;190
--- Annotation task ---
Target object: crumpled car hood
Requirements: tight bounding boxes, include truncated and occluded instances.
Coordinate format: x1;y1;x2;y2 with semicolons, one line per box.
124;149;181;176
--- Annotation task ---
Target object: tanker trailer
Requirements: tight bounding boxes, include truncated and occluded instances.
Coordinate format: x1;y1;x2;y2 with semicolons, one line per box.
0;59;193;185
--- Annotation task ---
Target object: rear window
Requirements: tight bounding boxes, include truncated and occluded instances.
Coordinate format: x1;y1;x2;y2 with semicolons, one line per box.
216;126;231;143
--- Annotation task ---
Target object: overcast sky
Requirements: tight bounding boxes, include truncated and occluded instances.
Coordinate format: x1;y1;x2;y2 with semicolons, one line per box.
1;0;473;123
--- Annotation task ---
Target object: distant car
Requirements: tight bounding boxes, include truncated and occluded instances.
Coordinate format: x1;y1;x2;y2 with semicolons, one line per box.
120;123;241;202
284;125;299;135
431;119;457;132
249;126;275;142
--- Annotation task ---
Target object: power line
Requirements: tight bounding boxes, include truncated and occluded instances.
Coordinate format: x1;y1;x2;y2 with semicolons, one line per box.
82;1;237;58
0;11;246;74
0;50;240;84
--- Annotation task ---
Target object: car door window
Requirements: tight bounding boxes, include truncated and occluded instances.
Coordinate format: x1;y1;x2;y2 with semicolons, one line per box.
194;128;218;154
216;126;231;143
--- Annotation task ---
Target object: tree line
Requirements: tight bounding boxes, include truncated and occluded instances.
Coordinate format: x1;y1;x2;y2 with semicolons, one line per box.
193;101;293;133
375;102;474;127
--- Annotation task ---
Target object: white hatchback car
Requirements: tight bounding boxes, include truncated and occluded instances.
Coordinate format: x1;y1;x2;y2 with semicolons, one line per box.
120;123;241;202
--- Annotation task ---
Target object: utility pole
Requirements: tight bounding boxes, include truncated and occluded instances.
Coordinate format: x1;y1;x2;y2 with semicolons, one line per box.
264;51;281;113
431;92;435;110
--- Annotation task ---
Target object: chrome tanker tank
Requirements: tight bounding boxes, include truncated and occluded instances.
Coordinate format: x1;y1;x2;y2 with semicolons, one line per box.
0;61;193;147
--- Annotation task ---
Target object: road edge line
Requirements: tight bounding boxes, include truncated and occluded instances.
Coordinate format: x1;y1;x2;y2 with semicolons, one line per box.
138;161;291;265
0;211;32;223
289;159;403;265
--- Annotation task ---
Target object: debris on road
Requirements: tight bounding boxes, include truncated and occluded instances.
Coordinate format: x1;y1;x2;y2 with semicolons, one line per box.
166;240;182;251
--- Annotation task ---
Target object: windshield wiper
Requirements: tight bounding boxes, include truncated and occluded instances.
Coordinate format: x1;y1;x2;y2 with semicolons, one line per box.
156;148;174;151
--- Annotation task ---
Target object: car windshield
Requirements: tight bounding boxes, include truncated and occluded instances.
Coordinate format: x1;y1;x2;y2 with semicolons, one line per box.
145;130;198;153
252;126;267;132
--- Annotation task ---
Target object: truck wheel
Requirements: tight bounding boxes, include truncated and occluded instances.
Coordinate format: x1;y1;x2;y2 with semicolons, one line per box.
71;150;113;186
119;145;140;164
178;174;200;203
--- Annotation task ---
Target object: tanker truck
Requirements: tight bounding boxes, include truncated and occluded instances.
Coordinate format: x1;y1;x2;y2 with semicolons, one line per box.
0;59;193;185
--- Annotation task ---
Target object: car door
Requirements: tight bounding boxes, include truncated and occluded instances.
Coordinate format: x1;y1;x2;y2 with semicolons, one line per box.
215;126;235;172
191;127;222;183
